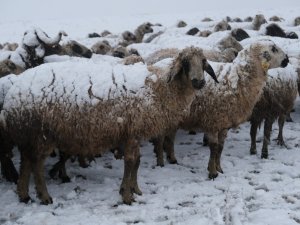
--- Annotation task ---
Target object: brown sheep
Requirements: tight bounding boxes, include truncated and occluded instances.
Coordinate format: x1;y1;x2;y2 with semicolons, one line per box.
214;20;231;32
0;59;25;77
1;47;217;205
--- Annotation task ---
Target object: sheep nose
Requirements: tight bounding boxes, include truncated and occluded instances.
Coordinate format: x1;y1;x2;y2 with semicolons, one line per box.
281;55;289;68
192;79;206;90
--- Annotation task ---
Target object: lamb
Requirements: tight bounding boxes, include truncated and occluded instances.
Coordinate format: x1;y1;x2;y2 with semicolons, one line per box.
153;41;289;177
231;28;250;41
0;58;25;77
214;20;231;32
249;65;298;158
1;47;218;205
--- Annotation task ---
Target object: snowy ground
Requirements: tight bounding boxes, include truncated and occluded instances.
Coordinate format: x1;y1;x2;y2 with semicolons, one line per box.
1;1;300;224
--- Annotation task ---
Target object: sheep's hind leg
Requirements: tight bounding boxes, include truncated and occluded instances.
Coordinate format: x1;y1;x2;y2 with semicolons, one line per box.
164;129;178;164
261;117;274;159
250;121;258;155
153;136;165;167
207;133;218;179
49;151;71;183
215;129;228;174
33;155;53;205
275;114;286;146
17;150;32;203
120;139;141;205
0;155;18;184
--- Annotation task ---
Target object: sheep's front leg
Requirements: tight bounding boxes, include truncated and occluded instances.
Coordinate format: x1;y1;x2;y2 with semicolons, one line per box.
261;117;274;159
17;150;32;203
276;114;286;146
215;129;228;174
164;129;178;164
33;155;53;205
250;121;259;155
0;155;18;184
120;139;141;205
207;132;218;179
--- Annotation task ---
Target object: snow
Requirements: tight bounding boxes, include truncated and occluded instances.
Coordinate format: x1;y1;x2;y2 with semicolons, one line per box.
1;0;300;225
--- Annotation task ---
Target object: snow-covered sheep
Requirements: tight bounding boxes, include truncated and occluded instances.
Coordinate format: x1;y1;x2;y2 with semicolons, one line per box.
249;65;298;158
217;35;243;52
45;40;92;58
199;30;212;37
177;20;187;27
269;16;283;22
0;59;25;77
120;31;137;46
2;43;18;51
91;40;112;55
231;28;250;41
1;47;218;205
134;22;154;43
101;30;112;37
232;17;243;22
214;20;231;32
153;41;289;176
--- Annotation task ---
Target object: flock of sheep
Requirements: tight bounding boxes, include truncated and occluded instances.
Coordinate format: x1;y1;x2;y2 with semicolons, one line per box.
0;14;300;205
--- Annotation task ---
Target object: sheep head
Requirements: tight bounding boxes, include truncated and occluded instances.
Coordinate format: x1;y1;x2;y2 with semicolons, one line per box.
64;41;92;58
251;41;289;71
122;31;137;42
168;47;218;90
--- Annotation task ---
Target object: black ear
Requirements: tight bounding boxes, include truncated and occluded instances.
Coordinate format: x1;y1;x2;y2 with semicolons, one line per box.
263;51;271;61
203;59;218;83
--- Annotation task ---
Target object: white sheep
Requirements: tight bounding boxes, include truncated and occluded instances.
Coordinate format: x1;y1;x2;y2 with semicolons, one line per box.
153;41;289;177
1;47;218;205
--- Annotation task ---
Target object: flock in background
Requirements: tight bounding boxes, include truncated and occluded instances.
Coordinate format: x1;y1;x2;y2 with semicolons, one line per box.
0;14;299;205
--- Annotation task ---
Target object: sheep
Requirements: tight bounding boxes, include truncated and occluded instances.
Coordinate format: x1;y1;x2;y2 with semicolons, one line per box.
199;30;212;37
2;43;19;51
202;17;213;22
244;16;253;22
231;28;250;41
91;40;112;55
269;16;283;22
232;17;243;23
144;31;164;43
265;23;287;38
249;65;298;158
214;20;231;32
88;33;101;38
0;59;25;77
153;41;289;176
44;40;92;58
294;17;300;26
101;30;112;37
186;28;199;36
177;20;187;27
122;55;144;65
286;32;298;39
1;47;218;205
120;31;137;46
252;14;267;30
217;35;243;52
134;22;154;43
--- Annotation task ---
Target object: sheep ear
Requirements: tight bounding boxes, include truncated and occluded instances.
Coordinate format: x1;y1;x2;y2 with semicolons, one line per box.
203;59;218;83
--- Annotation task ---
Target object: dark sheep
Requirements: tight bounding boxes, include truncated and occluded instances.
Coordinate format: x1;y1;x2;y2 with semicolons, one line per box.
177;21;187;27
265;23;286;38
286;32;298;39
231;28;250;41
186;27;199;35
88;33;101;38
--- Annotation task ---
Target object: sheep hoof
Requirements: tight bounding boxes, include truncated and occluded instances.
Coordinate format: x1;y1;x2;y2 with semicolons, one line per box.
261;153;268;159
40;197;53;205
132;187;142;196
120;189;134;205
188;130;197;135
61;176;71;183
167;157;178;164
49;168;58;179
250;148;257;155
208;173;218;180
19;196;33;204
156;160;165;167
216;167;223;174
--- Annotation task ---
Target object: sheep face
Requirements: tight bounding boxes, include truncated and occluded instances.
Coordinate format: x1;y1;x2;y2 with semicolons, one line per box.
91;41;112;55
255;42;289;70
122;31;137;42
170;47;218;89
140;23;154;34
218;35;243;52
252;14;267;30
65;41;92;58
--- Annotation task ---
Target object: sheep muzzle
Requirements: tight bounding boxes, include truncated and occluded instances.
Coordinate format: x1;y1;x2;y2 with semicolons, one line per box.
281;55;289;68
192;78;206;90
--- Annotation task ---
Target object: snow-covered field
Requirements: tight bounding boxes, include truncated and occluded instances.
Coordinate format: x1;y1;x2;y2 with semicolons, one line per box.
1;1;300;224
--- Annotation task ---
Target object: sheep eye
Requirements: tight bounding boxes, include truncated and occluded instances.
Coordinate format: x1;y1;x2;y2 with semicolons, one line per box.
271;46;278;53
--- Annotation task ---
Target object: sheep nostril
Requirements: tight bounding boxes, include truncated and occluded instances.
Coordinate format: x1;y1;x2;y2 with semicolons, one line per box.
192;79;206;90
281;55;289;68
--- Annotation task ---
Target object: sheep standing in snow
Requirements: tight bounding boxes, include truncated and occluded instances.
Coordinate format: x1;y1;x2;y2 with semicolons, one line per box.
1;47;218;205
249;65;298;158
153;41;289;177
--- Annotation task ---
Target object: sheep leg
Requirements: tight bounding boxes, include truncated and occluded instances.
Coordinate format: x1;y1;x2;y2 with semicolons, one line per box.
120;139;141;205
207;132;218;179
0;154;18;184
78;155;89;168
203;133;209;146
164;129;178;164
17;151;32;203
276;114;286;146
49;151;71;183
153;135;165;167
33;156;53;205
215;129;228;174
250;122;258;155
261;117;274;159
